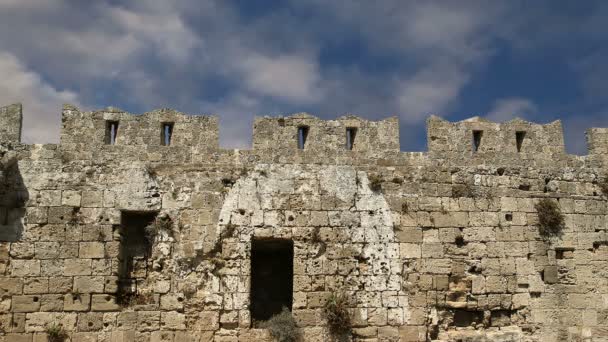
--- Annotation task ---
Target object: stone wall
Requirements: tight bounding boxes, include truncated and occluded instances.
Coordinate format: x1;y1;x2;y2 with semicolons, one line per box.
0;104;22;143
0;104;607;342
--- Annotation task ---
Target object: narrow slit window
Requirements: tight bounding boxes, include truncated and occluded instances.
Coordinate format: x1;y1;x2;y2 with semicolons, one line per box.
297;126;309;149
472;130;483;152
346;127;357;150
106;121;119;145
250;239;293;324
516;131;526;152
161;123;174;146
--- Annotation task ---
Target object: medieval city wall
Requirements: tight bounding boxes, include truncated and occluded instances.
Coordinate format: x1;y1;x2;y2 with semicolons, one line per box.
0;103;607;342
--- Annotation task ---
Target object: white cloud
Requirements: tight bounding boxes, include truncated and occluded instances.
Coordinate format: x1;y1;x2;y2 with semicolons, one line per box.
397;62;470;123
486;98;537;122
236;54;322;103
0;52;80;143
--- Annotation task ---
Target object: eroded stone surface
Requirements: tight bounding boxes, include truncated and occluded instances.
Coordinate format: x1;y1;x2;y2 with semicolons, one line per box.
0;103;607;341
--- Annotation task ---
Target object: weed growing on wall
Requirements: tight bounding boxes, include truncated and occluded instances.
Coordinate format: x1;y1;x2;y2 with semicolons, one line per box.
261;307;301;342
324;292;352;337
535;198;565;238
451;183;475;198
368;174;383;192
46;323;68;342
599;177;608;197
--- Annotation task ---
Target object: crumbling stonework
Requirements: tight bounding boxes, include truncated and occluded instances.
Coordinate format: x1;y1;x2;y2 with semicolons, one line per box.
0;103;607;341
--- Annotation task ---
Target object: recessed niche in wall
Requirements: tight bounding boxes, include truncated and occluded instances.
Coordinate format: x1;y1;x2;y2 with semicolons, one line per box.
250;239;294;323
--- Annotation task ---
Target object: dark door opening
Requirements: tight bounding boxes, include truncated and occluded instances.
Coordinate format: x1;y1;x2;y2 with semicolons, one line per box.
250;239;294;323
118;211;156;294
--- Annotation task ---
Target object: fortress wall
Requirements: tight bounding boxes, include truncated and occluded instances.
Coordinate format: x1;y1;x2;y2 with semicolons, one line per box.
0;104;22;143
60;105;219;152
427;116;566;159
0;105;606;341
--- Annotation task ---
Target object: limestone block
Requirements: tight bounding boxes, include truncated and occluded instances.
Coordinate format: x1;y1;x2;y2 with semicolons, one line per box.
91;295;120;311
81;191;103;208
23;278;48;294
73;276;104;293
63;259;92;276
61;190;82;207
138;311;160;331
26;208;48;224
78;242;105;259
25;312;77;332
12;296;41;312
47;206;75;224
189;311;219;331
10;243;35;259
0;277;23;295
36;190;61;207
11;260;40;277
39;294;63;311
160;294;184;311
64;294;91;311
399;244;421;259
161;311;186;330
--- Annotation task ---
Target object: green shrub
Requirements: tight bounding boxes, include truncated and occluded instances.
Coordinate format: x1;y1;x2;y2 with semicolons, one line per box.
261;307;300;342
535;198;565;238
599;177;608;197
324;292;351;336
368;174;383;192
451;183;475;198
46;323;68;342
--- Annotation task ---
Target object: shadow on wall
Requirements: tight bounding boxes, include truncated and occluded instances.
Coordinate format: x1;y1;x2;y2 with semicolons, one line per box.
0;161;28;241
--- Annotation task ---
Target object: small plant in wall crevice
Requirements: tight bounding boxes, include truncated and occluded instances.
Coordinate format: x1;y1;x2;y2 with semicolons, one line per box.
324;291;352;337
535;198;565;239
46;323;69;342
599;177;608;198
260;307;301;342
368;173;383;192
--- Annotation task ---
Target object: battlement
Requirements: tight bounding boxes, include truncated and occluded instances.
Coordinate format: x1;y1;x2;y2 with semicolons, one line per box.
587;128;608;155
0;103;22;143
427;115;566;157
59;105;219;150
252;113;400;155
2;104;607;161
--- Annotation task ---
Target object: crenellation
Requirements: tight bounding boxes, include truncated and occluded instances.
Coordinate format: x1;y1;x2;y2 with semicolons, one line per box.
0;103;23;143
0;104;607;341
427;115;567;160
252;113;400;157
60;105;220;152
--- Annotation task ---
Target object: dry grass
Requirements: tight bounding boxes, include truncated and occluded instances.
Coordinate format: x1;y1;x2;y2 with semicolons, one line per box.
46;323;68;342
535;198;565;239
451;184;475;198
599;177;608;197
260;307;301;342
324;292;352;337
368;174;383;192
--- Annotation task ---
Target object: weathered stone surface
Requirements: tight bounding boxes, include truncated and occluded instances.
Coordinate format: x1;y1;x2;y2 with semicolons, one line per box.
0;106;606;340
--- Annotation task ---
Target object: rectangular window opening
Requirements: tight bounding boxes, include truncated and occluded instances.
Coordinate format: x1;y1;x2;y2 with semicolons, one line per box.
516;131;526;152
105;121;119;145
346;127;357;150
117;211;156;295
297;126;309;149
161;122;174;146
472;130;483;152
250;239;293;324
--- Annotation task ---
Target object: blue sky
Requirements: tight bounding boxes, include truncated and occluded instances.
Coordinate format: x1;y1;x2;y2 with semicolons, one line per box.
0;1;607;154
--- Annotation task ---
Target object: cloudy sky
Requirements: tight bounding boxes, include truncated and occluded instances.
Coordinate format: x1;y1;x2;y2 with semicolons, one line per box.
1;0;607;154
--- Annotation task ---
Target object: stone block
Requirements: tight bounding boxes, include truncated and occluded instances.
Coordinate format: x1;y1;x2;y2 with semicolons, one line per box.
64;294;91;311
12;295;41;312
78;242;105;259
91;294;120;311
